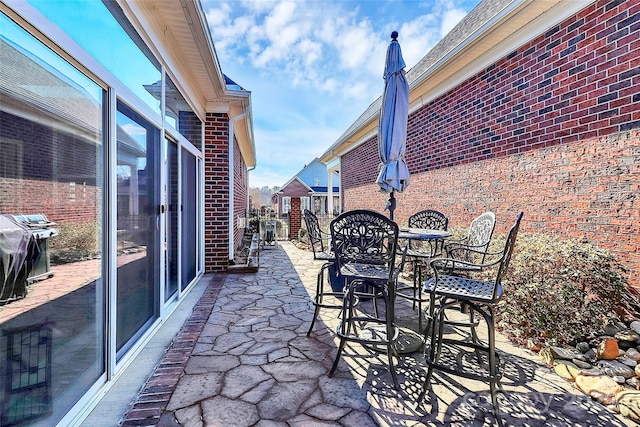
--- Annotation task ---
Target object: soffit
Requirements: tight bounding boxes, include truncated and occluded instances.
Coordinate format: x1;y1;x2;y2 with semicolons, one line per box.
120;0;246;117
120;0;255;166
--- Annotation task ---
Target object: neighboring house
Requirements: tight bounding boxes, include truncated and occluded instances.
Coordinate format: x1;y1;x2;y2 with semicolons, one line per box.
0;1;254;425
273;158;340;239
319;0;640;288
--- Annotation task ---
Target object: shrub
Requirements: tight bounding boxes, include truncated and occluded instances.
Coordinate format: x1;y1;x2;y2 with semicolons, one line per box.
497;232;634;347
49;221;100;264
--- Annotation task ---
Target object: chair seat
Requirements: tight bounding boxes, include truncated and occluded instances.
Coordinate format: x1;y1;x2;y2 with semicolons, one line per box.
315;251;334;261
424;275;502;303
340;262;392;283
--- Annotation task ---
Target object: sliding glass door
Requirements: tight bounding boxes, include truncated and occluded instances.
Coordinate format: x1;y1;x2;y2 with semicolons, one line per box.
115;102;160;358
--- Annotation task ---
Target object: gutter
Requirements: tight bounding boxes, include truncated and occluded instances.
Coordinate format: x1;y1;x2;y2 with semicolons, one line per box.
228;110;249;263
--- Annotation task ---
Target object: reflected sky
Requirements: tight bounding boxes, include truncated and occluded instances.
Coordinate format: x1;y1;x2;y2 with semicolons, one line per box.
25;0;161;111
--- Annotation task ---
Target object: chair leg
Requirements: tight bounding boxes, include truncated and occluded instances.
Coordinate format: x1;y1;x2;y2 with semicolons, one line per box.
307;266;325;336
418;303;441;404
487;305;503;426
383;284;399;389
329;283;353;377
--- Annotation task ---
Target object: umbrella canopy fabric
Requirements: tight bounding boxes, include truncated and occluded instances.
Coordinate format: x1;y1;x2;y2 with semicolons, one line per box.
376;32;410;195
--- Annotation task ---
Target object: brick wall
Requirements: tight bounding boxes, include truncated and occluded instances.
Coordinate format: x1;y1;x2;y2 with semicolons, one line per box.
289;197;301;241
233;137;247;253
203;113;230;271
342;0;640;286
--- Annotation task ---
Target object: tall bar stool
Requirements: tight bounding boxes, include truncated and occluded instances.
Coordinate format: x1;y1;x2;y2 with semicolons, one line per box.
424;211;496;341
328;209;406;389
303;209;342;336
418;212;523;425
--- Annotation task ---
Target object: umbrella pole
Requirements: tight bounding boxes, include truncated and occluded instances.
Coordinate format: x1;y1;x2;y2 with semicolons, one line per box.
386;190;396;220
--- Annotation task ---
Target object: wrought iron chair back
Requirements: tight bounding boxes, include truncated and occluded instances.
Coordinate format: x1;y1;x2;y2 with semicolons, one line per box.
409;209;448;230
407;209;448;255
303;209;332;260
330;209;398;269
446;211;496;265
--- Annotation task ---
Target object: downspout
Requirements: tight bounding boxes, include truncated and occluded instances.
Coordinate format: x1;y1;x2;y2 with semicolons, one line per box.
228;110;249;263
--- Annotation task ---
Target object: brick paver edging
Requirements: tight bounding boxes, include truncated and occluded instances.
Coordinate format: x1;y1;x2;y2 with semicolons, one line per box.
119;274;225;426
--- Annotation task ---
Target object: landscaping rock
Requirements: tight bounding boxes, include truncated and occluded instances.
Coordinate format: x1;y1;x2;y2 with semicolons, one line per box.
554;360;579;381
627;348;640;362
613;375;626;384
572;358;592;369
630;320;640;335
596;360;636;379
549;346;584;361
635;364;640;378
575;375;622;405
576;341;590;353
539;347;554;366
627;377;640;390
620;357;637;368
605;322;626;336
616;390;640;423
615;330;640;343
596;338;620;360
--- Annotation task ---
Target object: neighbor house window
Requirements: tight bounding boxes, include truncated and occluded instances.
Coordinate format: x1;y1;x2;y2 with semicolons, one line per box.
282;196;291;214
301;196;310;211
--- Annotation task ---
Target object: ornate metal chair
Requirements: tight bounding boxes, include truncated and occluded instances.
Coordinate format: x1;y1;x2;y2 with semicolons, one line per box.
328;209;406;389
444;211;496;266
418;212;523;424
395;209;448;331
422;211;496;346
303;209;341;336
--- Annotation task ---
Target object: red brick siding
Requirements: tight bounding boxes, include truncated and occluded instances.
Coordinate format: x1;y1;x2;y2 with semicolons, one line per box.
343;0;640;286
233;137;247;254
203;113;230;271
289;197;301;240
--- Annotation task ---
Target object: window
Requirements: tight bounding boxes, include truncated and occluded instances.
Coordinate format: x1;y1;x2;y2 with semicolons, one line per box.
282;196;291;214
301;196;310;211
0;12;104;425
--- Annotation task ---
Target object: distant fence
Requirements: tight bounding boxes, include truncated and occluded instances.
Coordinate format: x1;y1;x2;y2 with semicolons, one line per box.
245;210;289;241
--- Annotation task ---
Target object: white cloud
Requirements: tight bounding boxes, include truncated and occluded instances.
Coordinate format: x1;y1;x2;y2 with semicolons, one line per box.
201;0;478;188
440;8;467;38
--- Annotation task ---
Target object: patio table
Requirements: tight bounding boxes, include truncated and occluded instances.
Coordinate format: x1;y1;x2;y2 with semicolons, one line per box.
395;227;452;347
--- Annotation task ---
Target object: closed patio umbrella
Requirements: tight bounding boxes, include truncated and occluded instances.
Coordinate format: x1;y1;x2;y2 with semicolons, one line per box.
376;31;410;220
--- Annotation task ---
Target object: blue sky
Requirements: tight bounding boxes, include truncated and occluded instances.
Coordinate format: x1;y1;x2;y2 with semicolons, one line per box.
203;0;481;188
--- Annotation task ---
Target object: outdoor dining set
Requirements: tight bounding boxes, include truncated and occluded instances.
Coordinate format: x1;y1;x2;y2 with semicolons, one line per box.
303;208;524;424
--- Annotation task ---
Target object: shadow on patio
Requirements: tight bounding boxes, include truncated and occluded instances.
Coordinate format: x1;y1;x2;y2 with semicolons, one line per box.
122;241;632;426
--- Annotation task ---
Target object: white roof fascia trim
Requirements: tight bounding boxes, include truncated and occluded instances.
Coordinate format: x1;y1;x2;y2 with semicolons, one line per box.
332;127;377;159
408;0;593;115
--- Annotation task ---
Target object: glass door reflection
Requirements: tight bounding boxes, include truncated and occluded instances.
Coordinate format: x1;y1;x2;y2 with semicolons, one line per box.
166;138;179;301
115;103;159;358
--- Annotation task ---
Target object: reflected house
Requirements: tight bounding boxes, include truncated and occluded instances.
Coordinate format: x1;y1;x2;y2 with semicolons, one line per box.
0;1;255;426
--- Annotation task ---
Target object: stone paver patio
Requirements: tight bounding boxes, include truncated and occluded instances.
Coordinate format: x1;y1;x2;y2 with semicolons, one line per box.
121;241;633;426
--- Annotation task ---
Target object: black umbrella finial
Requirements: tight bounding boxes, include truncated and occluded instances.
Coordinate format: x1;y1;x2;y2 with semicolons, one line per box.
391;31;398;41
